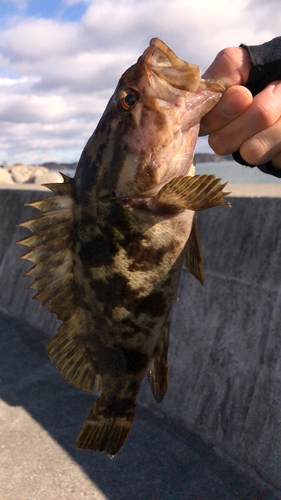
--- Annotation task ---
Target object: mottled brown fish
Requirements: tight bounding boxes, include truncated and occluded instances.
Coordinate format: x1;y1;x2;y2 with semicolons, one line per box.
18;38;230;457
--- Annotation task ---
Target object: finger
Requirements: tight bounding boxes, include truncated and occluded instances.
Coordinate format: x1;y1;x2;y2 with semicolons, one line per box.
272;151;281;170
200;86;252;136
208;81;281;156
202;47;251;86
240;116;281;165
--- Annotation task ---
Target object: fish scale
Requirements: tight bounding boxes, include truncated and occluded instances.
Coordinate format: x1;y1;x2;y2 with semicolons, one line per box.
18;38;230;457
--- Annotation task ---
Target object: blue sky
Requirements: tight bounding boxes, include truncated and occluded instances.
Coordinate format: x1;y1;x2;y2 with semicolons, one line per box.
0;0;87;24
0;0;279;165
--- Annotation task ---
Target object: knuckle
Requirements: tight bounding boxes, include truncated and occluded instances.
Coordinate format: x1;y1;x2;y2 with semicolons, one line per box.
240;137;269;165
209;132;231;156
216;47;240;67
254;100;278;129
272;153;281;169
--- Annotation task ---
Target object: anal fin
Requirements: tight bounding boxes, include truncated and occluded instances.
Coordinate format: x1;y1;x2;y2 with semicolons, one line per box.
155;174;231;212
185;215;204;284
148;320;169;403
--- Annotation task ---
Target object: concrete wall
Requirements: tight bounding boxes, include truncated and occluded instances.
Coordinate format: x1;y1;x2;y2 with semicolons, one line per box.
141;196;281;491
0;188;59;335
1;187;281;491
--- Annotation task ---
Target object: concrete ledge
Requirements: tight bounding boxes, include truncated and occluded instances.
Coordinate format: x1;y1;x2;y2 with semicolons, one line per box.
227;183;281;197
1;187;281;493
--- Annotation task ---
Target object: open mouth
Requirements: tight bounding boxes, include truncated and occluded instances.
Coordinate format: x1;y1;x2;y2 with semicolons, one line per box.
142;38;201;93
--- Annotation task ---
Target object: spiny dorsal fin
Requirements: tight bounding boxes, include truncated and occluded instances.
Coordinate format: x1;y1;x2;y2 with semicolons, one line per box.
18;174;76;321
156;174;231;212
17;174;98;393
42;172;74;195
185;215;204;284
148;320;169;403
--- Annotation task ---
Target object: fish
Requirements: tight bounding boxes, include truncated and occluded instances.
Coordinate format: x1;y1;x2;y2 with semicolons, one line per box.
18;38;230;457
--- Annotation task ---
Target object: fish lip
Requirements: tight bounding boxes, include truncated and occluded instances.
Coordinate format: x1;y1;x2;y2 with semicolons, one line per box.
140;37;201;93
197;78;226;93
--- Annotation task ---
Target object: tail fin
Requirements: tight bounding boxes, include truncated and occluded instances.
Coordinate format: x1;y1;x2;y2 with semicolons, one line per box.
76;395;136;457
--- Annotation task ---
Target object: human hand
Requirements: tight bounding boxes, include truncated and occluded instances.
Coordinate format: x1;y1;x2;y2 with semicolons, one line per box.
200;47;281;170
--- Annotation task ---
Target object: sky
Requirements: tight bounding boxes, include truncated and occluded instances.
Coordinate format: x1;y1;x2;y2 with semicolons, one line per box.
0;0;279;165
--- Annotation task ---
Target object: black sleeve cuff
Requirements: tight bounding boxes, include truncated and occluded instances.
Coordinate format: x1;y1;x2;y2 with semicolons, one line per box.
232;151;281;178
240;37;281;96
232;37;281;176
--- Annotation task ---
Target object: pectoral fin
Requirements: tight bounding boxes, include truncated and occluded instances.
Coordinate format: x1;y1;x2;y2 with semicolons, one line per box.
185;215;204;284
148;320;169;403
156;174;231;212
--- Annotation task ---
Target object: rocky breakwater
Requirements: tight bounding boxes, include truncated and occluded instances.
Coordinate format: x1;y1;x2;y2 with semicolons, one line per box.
0;163;63;185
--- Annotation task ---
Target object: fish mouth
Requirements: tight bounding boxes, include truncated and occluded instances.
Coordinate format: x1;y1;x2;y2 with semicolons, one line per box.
140;37;225;98
140;37;201;93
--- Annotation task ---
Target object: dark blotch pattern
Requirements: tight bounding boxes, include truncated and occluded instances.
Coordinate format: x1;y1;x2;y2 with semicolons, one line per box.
141;103;166;130
127;242;167;272
114;346;149;374
99;396;137;420
91;273;140;317
75;147;98;203
103;142;128;192
77;206;126;268
119;317;156;338
79;234;114;268
104;202;134;237
94;344;148;377
134;159;158;193
136;290;167;318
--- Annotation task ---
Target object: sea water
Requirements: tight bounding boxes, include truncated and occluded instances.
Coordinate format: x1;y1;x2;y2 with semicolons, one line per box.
62;161;281;184
196;161;281;184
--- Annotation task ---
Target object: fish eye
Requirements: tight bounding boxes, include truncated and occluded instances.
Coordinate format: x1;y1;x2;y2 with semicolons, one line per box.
119;88;139;111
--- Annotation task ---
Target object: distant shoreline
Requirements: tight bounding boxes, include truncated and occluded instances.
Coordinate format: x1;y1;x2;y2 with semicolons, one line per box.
39;154;233;171
194;153;233;163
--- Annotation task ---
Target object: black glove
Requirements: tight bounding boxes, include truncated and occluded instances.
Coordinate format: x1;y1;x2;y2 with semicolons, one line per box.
232;37;281;178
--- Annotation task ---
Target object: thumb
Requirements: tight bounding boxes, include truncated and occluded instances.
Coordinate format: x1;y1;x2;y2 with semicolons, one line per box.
203;46;252;88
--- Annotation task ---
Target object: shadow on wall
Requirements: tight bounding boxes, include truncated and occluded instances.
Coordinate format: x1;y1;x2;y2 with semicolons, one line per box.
0;310;277;500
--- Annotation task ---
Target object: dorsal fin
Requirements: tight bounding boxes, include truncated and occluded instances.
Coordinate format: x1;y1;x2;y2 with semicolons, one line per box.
18;175;76;321
148;320;169;403
17;174;98;393
185;215;204;284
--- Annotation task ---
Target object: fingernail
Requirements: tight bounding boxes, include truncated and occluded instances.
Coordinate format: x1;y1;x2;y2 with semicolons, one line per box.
272;81;281;100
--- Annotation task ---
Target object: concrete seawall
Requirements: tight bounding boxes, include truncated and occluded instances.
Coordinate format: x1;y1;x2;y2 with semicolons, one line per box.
1;185;281;493
0;187;59;335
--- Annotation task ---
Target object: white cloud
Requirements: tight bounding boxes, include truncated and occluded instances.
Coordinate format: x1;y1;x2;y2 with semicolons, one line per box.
246;1;281;40
0;0;280;164
0;76;29;86
0;18;78;61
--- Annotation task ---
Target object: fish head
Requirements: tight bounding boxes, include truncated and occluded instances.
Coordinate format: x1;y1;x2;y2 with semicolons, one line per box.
75;38;225;200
